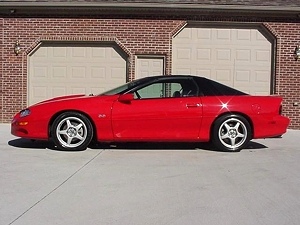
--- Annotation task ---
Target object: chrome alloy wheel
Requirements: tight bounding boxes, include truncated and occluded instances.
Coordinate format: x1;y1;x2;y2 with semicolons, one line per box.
218;118;248;150
56;116;88;148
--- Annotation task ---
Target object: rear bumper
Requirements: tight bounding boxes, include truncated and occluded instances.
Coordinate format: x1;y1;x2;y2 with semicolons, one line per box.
253;115;290;139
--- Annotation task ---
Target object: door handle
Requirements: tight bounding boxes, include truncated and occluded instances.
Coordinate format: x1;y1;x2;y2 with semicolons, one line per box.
186;103;201;108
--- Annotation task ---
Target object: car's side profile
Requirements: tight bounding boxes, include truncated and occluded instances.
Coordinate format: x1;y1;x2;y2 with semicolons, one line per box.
11;75;290;152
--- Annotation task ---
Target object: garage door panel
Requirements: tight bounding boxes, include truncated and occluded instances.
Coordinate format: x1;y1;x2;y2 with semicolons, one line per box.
136;57;164;79
91;87;105;94
197;28;211;39
91;48;106;58
111;67;126;79
72;47;86;57
216;29;231;41
51;87;67;98
52;67;67;78
216;49;231;61
29;44;126;105
153;60;163;70
236;70;251;82
197;48;212;60
237;30;251;41
196;69;211;78
33;86;47;100
256;50;271;62
255;31;270;43
177;28;192;39
71;67;86;78
71;87;86;94
173;27;272;95
236;49;251;62
173;68;192;75
91;67;105;78
255;71;270;83
53;47;67;58
33;66;48;78
111;49;122;59
216;69;233;84
176;48;192;59
34;47;47;58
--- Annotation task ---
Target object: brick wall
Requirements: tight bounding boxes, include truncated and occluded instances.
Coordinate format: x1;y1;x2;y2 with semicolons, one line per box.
269;23;300;129
0;17;299;129
267;23;300;129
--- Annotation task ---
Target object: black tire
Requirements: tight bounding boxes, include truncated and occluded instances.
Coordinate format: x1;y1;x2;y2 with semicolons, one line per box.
51;112;93;151
212;114;251;152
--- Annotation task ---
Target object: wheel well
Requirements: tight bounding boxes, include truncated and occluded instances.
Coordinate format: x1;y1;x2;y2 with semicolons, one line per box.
210;112;254;139
48;110;97;141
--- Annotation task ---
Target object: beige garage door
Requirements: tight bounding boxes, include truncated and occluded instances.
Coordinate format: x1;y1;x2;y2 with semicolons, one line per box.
28;43;126;105
135;56;165;79
172;27;272;95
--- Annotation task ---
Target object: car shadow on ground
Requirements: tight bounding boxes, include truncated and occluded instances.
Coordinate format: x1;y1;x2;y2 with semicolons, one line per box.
90;141;267;152
8;138;55;150
8;138;267;152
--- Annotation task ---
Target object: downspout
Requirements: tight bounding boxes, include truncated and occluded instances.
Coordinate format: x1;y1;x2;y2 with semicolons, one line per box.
21;49;24;109
1;18;3;122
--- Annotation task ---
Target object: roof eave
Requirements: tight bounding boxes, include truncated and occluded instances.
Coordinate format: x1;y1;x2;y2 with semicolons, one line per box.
1;3;300;17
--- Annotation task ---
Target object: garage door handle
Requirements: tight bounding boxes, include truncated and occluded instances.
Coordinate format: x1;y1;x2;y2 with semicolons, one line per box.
186;103;201;108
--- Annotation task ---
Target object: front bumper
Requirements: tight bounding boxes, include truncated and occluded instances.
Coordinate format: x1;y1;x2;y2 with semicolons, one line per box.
11;116;48;140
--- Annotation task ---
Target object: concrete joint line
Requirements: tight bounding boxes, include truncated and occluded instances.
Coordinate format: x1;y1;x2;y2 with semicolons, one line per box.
8;150;105;225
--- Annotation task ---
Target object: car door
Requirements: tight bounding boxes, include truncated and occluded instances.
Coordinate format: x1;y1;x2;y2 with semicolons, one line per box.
111;78;203;141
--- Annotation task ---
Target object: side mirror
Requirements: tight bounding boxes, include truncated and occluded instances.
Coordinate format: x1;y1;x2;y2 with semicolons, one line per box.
118;93;134;103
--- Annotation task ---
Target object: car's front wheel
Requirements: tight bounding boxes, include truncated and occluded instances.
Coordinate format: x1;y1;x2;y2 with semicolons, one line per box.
51;112;93;151
212;114;251;152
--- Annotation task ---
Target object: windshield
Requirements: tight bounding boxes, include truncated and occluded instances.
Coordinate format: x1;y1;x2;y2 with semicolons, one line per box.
99;77;152;96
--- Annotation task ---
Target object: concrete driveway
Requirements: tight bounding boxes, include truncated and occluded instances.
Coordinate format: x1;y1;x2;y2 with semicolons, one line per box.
1;123;300;225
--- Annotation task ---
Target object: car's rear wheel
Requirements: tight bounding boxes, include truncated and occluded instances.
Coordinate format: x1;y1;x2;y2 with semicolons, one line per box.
51;112;93;151
212;114;251;152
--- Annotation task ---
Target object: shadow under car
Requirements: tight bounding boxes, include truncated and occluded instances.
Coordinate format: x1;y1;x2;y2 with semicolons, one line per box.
8;138;268;152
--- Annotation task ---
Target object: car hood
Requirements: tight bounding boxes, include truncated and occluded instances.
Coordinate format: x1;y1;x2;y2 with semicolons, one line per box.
34;94;87;105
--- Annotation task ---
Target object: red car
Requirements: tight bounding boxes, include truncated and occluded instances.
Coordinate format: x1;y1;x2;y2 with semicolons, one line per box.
11;75;289;152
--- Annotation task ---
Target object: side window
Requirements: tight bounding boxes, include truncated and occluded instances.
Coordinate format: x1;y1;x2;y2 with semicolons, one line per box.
181;79;198;97
134;82;183;99
170;83;182;97
137;83;166;99
171;79;198;98
133;78;198;99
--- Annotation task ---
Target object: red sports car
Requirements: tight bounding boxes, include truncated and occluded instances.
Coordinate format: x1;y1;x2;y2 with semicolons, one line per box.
11;75;289;152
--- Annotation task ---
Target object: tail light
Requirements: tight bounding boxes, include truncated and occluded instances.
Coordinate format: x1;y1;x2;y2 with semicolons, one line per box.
279;105;282;115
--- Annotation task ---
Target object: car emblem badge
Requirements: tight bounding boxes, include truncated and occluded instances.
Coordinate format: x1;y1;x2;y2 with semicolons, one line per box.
98;114;106;118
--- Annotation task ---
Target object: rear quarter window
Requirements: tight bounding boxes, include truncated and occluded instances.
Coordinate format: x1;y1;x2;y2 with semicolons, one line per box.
194;77;247;96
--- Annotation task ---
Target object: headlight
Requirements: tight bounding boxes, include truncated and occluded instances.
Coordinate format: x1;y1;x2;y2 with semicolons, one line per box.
20;109;31;117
